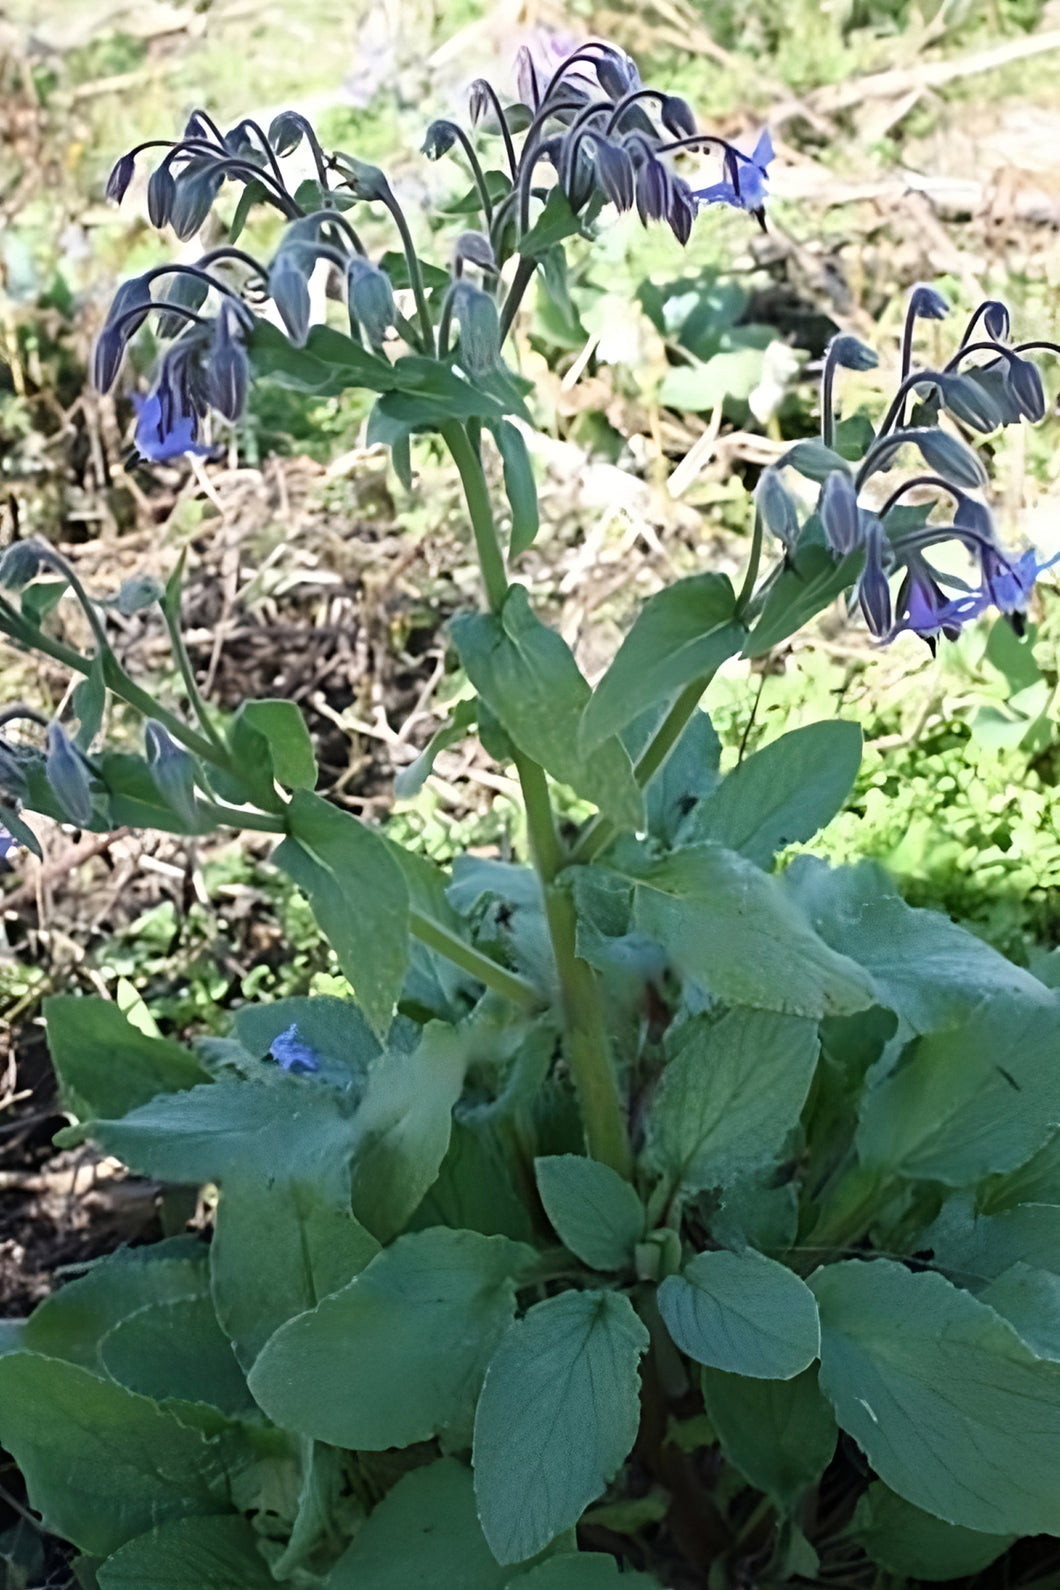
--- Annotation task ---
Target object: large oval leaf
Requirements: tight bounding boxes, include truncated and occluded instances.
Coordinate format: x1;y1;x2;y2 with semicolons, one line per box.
659;1249;819;1379
813;1258;1060;1536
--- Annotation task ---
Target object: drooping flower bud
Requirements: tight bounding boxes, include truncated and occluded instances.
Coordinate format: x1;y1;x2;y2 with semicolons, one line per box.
422;119;459;159
857;520;893;638
268;111;304;157
451;281;501;376
145;720;199;827
981;300;1011;342
827;334;879;372
593;140;635;212
454;231;497;273
908;283;950;322
45;722;94;827
347;258;395;348
207;304;249;422
269;250;313;346
170;165;224;242
147;162;177;229
1006;356;1047;423
660;95;696;138
0;539;46;590
819;469;861;557
154;269;210;341
755;468;800;553
105;151;136;204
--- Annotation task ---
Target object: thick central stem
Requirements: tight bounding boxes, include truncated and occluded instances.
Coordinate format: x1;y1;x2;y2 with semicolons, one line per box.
444;420;632;1177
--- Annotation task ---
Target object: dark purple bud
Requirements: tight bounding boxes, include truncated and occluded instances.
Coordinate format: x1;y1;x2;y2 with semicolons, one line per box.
667;177;696;245
756;468;800;552
827;333;878;372
224;121;259;159
91;326;125;393
147;162;177;229
422;119;459;159
268;111;304;157
515;46;540;109
45;722;94;827
170;167;223;242
908;283;949;321
451;281;500;375
938;371;1003;433
0;538;45;590
660;95;697;138
468;80;492;124
269;251;312;346
858;520;893;637
183;111;217;143
105;152;136;204
819;469;861;557
635;155;670;225
953;494;995;542
594;47;639;100
347;258;395;348
207;307;249;422
981;300;1010;341
593;139;635;212
916;428;988;489
454;231;497;272
155;270;210;340
1007;356;1046;423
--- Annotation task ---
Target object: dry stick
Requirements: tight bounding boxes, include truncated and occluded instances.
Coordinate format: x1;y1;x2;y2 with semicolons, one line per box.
1;829;130;915
808;27;1060;114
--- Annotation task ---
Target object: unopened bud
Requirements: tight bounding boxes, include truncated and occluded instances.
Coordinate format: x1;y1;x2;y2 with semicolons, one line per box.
147;163;176;229
819;469;861;557
145;720;199;827
346;258;395;349
908;283;949;322
451;281;500;376
755;467;800;552
454;231;497;273
105;152;136;204
0;539;46;590
422;119;459;159
269;250;312;346
45;722;94;827
268;111;305;157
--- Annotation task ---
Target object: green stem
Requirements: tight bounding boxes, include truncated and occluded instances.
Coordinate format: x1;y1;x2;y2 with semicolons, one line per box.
409;907;543;1011
163;608;229;759
383;190;434;354
735;508;764;616
569;671;719;867
499;255;537;343
0;603;229;769
197;801;286;833
441;420;509;613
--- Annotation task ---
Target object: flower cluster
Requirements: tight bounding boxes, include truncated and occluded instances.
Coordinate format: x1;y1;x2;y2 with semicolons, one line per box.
93;38;772;463
757;289;1058;650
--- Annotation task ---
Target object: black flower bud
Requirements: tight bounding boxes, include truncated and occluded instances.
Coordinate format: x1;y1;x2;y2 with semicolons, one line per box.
268;111;305;157
660;95;697;138
105;152;136;204
422;119;459;159
147;162;177;229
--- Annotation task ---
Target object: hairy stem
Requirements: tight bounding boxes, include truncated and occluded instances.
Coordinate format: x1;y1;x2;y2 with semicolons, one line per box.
441;420;509;612
409;907;543;1010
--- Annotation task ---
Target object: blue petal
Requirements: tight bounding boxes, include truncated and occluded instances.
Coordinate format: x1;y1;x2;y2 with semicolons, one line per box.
270;1023;322;1074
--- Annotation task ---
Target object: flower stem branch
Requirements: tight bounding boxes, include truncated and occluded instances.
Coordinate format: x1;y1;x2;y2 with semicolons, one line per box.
409;907;544;1010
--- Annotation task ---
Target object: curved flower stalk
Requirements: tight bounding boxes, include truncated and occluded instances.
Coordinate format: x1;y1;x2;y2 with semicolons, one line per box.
93;37;772;462
751;288;1058;654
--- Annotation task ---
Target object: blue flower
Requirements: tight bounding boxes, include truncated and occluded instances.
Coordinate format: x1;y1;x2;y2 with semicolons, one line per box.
270;1023;322;1074
693;130;773;216
132;391;211;463
0;827;17;865
979;545;1060;623
891;558;986;649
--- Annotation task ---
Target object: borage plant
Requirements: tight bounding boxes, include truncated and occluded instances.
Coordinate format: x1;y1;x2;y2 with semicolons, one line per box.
2;35;1060;1590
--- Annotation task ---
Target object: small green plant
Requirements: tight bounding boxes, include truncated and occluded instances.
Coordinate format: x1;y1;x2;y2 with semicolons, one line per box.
2;36;1060;1589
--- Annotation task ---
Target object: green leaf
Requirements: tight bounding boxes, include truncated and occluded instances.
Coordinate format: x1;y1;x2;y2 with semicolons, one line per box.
99;1295;255;1418
274;791;410;1037
856;994;1060;1185
812;1258;1060;1535
785;858;1050;1035
700;1365;837;1513
981;1264;1060;1359
96;1514;274;1589
926;1200;1060;1284
212;1176;380;1369
659;1250;819;1379
452;586;643;831
346;1019;468;1241
0;1353;228;1557
779;440;851;483
20;578;67;625
0;801;42;860
386;355;508;423
511;1557;660;1587
329;1457;511;1590
99;752;204;835
618;843;877;1019
44;995;210;1123
247;319;395;397
628;706;721;846
534;1156;644;1271
647;1009;818;1198
248;1229;531;1449
232;992;380;1081
659;347;767;412
473;1290;649;1563
86;1077;358;1206
394;697;477;799
579;576;743;753
848;1483;1013;1582
519;188;584;257
22;1245;208;1370
227;178;271;243
744;544;863;658
490;420;540;558
686;721;862;867
238;700;316;790
73;654;106;749
410;1121;533;1243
